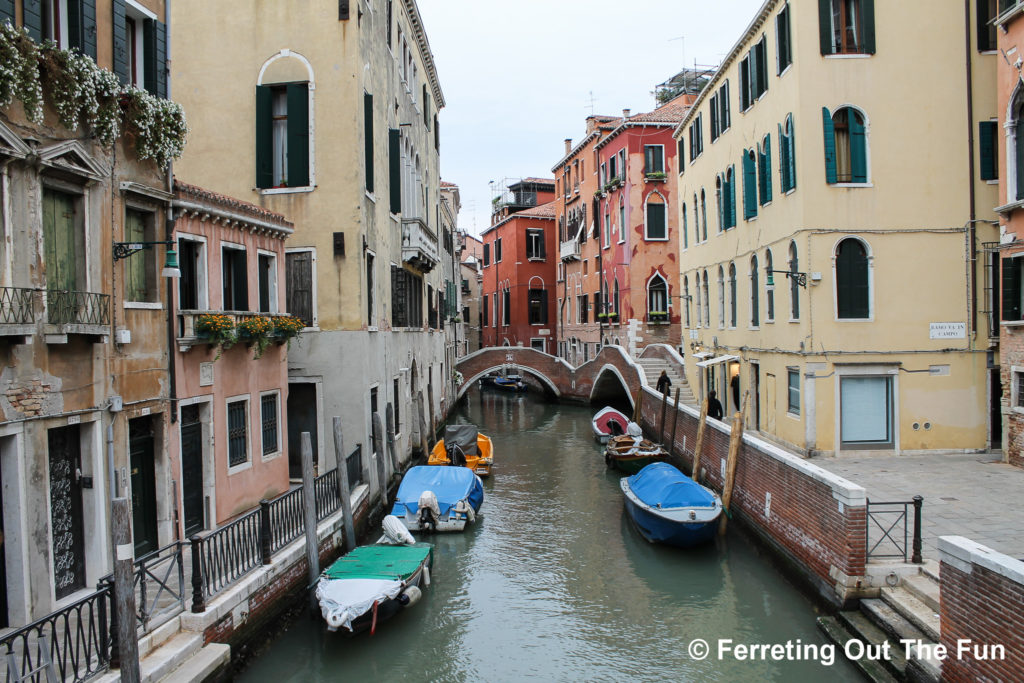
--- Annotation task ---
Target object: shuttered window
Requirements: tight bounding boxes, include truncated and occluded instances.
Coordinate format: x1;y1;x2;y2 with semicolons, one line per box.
482;292;488;327
978;0;997;52
645;195;667;240
256;83;309;189
836;238;870;319
227;400;248;467
23;0;42;41
222;247;248;311
819;0;875;55
142;19;167;97
43;188;80;292
779;114;797;193
1002;256;1024;321
364;93;374;193
644;145;664;174
389;128;401;213
776;3;792;73
285;251;313;327
728;263;737;327
759;136;773;205
725;166;736;228
69;0;98;59
750;256;760;326
124;208;155;302
979;120;998;181
0;0;14;26
824;106;867;184
390;265;423;327
742;149;757;220
526;229;546;260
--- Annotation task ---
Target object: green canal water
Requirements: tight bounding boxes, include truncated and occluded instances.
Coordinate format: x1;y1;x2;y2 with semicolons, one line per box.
239;390;862;682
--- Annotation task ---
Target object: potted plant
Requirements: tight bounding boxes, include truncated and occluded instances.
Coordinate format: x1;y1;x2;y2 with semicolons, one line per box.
648;310;668;323
272;315;305;347
237;315;274;359
194;313;236;360
645;171;667;182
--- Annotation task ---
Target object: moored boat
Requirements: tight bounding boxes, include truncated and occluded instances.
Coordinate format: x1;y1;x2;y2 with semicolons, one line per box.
604;433;668;474
428;424;494;476
592;406;629;443
620;462;722;547
390;465;484;532
491;375;527;392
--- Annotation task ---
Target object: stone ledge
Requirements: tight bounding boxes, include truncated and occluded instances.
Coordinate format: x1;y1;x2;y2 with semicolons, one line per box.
938;535;1024;583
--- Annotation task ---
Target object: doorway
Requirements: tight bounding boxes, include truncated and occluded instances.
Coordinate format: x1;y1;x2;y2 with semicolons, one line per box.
751;363;761;430
728;361;741;415
990;367;1003;449
180;405;205;536
287;383;319;479
129;417;159;557
48;425;85;599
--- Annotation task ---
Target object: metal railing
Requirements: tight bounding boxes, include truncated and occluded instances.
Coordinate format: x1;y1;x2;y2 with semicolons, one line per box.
99;542;186;635
347;446;363;489
0;586;110;683
866;496;923;563
315;468;341;520
0;287;35;325
266;488;304;555
45;290;110;326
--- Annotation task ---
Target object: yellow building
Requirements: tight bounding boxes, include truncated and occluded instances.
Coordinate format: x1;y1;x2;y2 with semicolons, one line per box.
172;0;449;481
673;0;999;456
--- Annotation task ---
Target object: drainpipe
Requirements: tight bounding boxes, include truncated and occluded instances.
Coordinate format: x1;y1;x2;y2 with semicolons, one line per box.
165;0;177;424
965;0;978;337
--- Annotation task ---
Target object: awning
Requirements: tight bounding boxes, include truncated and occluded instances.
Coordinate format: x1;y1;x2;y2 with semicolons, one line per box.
695;354;739;368
692;351;714;360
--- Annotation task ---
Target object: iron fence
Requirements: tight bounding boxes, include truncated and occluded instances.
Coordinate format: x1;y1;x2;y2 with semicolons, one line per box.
266;487;304;554
0;586;110;683
100;542;186;635
315;468;341;521
347;446;363;490
866;496;923;563
0;287;35;325
45;291;110;326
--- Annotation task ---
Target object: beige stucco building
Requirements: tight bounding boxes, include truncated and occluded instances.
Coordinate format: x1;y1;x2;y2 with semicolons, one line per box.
172;0;450;488
673;0;999;456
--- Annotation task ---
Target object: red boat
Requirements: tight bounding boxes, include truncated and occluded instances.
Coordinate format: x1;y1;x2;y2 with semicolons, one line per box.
591;406;629;444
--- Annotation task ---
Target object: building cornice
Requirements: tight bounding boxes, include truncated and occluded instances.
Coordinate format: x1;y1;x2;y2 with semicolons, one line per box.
403;0;445;109
595;120;681;151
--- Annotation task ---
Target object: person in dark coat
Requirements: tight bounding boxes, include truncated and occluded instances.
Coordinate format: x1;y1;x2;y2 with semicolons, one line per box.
656;370;672;395
707;390;724;421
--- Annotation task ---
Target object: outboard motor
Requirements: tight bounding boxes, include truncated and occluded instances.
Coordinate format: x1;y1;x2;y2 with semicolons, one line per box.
417;490;441;531
609;419;625;436
448;444;467;467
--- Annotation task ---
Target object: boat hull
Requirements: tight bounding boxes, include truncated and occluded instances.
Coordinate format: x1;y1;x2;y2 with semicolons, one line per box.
620;478;721;548
428;432;494;477
343;563;428;635
592;407;629;444
606;452;666;474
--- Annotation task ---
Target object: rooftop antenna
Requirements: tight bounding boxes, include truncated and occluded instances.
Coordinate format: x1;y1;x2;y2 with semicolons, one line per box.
585;90;597;116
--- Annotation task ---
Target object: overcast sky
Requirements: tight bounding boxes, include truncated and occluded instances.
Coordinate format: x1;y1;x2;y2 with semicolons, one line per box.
417;0;768;236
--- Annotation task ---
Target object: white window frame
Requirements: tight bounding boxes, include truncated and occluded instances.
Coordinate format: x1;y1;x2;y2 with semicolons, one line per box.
220;241;248;312
122;203;161;308
259;390;282;460
257;50;317;195
833;365;900;453
643;191;669;241
256;249;279;314
644;144;665;175
123;1;156;89
285;247;318;330
176;233;209;311
831;235;874;322
786;367;800;416
1011;366;1024;415
226;395;252;474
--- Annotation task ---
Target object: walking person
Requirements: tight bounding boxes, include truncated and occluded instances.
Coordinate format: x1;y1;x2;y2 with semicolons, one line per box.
656;370;672;395
707;390;724;421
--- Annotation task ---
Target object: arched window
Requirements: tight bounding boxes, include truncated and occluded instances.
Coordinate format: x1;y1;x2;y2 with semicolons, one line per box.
702;269;710;327
682;202;688;249
724;165;736;228
750;255;759;326
692;194;699;244
1009;87;1024;202
618;196;625;243
648;273;668;320
742;149;757;220
728;262;737;328
693;272;701;328
613;278;620;315
823;106;867;184
645;192;667;240
717;266;725;327
765;249;775;321
715;176;724;233
683;275;691;327
758;134;772;205
700;189;708;241
779;113;797;193
835;237;870;319
789;241;800;320
257;50;315;190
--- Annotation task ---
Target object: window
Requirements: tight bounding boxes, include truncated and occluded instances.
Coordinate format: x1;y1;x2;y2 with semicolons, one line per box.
742;149;758;221
495;238;503;263
709;82;731;142
227;398;249;468
364;93;374;193
677;138;685;172
111;2;165;96
823;106;868;184
600;163;606;187
257;252;277;313
779;114;797;192
482;294;488;327
789;241;800;319
702;270;710;326
978;0;997;52
124;208;156;303
365;252;374;324
689;113;704;161
285;250;314;327
502;287;510;326
759;136;773;205
682;202;688;249
840;375;894;448
222;245;248;311
787;369;800;415
256;83;309;189
618;197;625;243
178;237;207;310
42;187;85;293
836;238;870;319
578;294;588;324
777;3;792;72
715;176;723;233
492;293;497;327
720;166;736;229
648;273;668;319
750;256;760;326
717;266;725;327
1012;90;1024;202
613;278;620;316
739;36;768;111
645;193;667;240
1004;254;1024;322
391;265;423;327
728;263;737;327
645;145;664;175
483;243;490;266
765;249;775;321
261;393;279;456
389;128;401;213
980;120;998;181
819;0;875;55
619;149;626;179
604;209;611;247
393;378;401;433
700;190;708;242
609;153;618;182
528;288;547;325
694;273;702;327
683;276;691;327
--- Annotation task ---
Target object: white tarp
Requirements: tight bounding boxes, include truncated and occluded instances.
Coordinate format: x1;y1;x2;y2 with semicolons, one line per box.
316;578;404;632
694;354;739;368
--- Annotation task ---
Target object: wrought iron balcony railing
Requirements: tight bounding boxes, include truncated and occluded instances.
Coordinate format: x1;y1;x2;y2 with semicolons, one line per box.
45;290;110;326
0;287;36;325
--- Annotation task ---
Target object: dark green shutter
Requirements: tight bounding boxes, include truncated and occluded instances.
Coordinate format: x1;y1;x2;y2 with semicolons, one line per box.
677;138;685;172
727;167;737;228
0;0;13;26
364;93;374;193
422;84;429;127
787;118;797;190
112;0;128;83
822;107;837;184
1002;258;1021;321
483;243;489;266
81;0;96;59
762;135;773;203
23;0;41;41
143;19;157;95
255;85;273;188
836;239;869;318
980;120;997;181
778;123;787;190
155;21;166;98
862;0;876;54
389;128;401;214
743;151;756;219
850;112;867;183
339;0;350;20
68;0;82;51
434;114;439;151
539;230;546;259
286;83;309;187
818;0;832;55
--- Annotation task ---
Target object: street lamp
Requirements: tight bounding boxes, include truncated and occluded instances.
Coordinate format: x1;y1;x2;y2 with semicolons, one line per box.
765;267;806;291
113;240;181;278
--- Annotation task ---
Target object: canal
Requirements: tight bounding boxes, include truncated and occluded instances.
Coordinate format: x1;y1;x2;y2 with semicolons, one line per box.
239;390;862;681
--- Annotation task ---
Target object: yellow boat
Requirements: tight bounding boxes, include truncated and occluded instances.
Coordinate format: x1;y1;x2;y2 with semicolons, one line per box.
428;425;494;477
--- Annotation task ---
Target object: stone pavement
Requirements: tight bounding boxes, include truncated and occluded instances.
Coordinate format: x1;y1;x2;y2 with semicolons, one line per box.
812;451;1024;561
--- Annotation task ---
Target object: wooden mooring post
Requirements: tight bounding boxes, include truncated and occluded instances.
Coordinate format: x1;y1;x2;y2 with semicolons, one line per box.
372;413;387;512
692;398;709;481
719;391;749;536
111;497;140;683
385;403;399;476
668;388;681;455
300;432;319;609
632;386;643;422
332;418;356;552
658;385;669;442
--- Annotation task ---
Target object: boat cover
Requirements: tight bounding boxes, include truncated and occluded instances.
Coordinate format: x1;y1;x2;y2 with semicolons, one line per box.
593;407;628;436
391;466;484;516
316;577;404;632
627;462;718;509
444;424;480;455
321;543;433;581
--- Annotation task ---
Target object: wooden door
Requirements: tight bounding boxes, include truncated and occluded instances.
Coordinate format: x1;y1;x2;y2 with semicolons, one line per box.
287;383;318;479
129;417;159;557
48;425;85;599
180;405;204;537
286;251;313;327
764;373;777;434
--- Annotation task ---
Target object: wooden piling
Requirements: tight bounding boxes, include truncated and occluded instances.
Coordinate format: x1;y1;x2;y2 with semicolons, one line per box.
385;403;399;476
332;418;356;552
692;398;709;482
111;497;140;683
632;386;643;422
668;388;681;456
719;391;749;536
417;390;430;455
658;385;669;443
300;432;319;608
372;412;387;512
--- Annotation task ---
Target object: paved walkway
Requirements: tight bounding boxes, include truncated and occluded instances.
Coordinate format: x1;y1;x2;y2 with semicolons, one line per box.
813;451;1024;562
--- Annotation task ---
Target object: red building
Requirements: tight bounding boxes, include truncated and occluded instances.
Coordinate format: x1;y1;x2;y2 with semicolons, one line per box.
480;179;558;352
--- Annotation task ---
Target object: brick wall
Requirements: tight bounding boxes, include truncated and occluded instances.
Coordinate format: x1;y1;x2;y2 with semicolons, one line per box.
938;536;1024;682
637;386;867;604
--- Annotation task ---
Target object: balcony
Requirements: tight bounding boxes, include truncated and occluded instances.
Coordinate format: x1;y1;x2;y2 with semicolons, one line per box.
560;240;581;261
43;290;110;343
0;287;36;341
402;218;440;273
176;310;294;353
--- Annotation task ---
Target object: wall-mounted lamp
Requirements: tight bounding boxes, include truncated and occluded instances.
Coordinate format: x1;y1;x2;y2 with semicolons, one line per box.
765;268;806;291
113;240;180;278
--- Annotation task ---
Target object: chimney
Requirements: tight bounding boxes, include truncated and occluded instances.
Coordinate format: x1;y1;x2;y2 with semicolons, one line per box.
564;138;572;154
622;109;631;119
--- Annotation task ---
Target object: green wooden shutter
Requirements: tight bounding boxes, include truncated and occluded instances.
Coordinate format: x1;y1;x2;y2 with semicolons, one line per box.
822;107;837;184
0;1;13;26
862;0;876;54
1003;258;1021;321
81;0;96;59
23;0;41;41
762;135;773;204
364;93;374;193
836;239;869;318
727;167;737;228
155;21;167;98
389;128;401;214
255;86;273;188
43;190;77;292
787;119;797;191
125;210;146;302
143;19;157;95
434;114;439;151
743;151;756;219
286;83;309;187
339;0;350;20
68;0;83;51
850;112;867;183
112;0;128;83
818;0;832;55
778;123;787;191
980;120;998;181
539;230;546;259
422;84;429;127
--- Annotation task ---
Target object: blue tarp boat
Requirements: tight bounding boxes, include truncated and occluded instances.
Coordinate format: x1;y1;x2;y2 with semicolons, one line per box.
390;465;484;532
620;462;722;547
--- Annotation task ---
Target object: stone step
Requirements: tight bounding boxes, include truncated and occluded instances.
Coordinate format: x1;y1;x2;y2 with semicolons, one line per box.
157;643;230;683
141;632;204;683
881;586;941;642
903;573;940;613
837;609;908;679
920;559;941;583
137;615;182;659
860;597;929;645
817;616;899;683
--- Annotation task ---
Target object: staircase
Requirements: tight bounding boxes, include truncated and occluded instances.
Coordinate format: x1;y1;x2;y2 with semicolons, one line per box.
817;562;943;682
636;357;696;407
94;616;231;683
